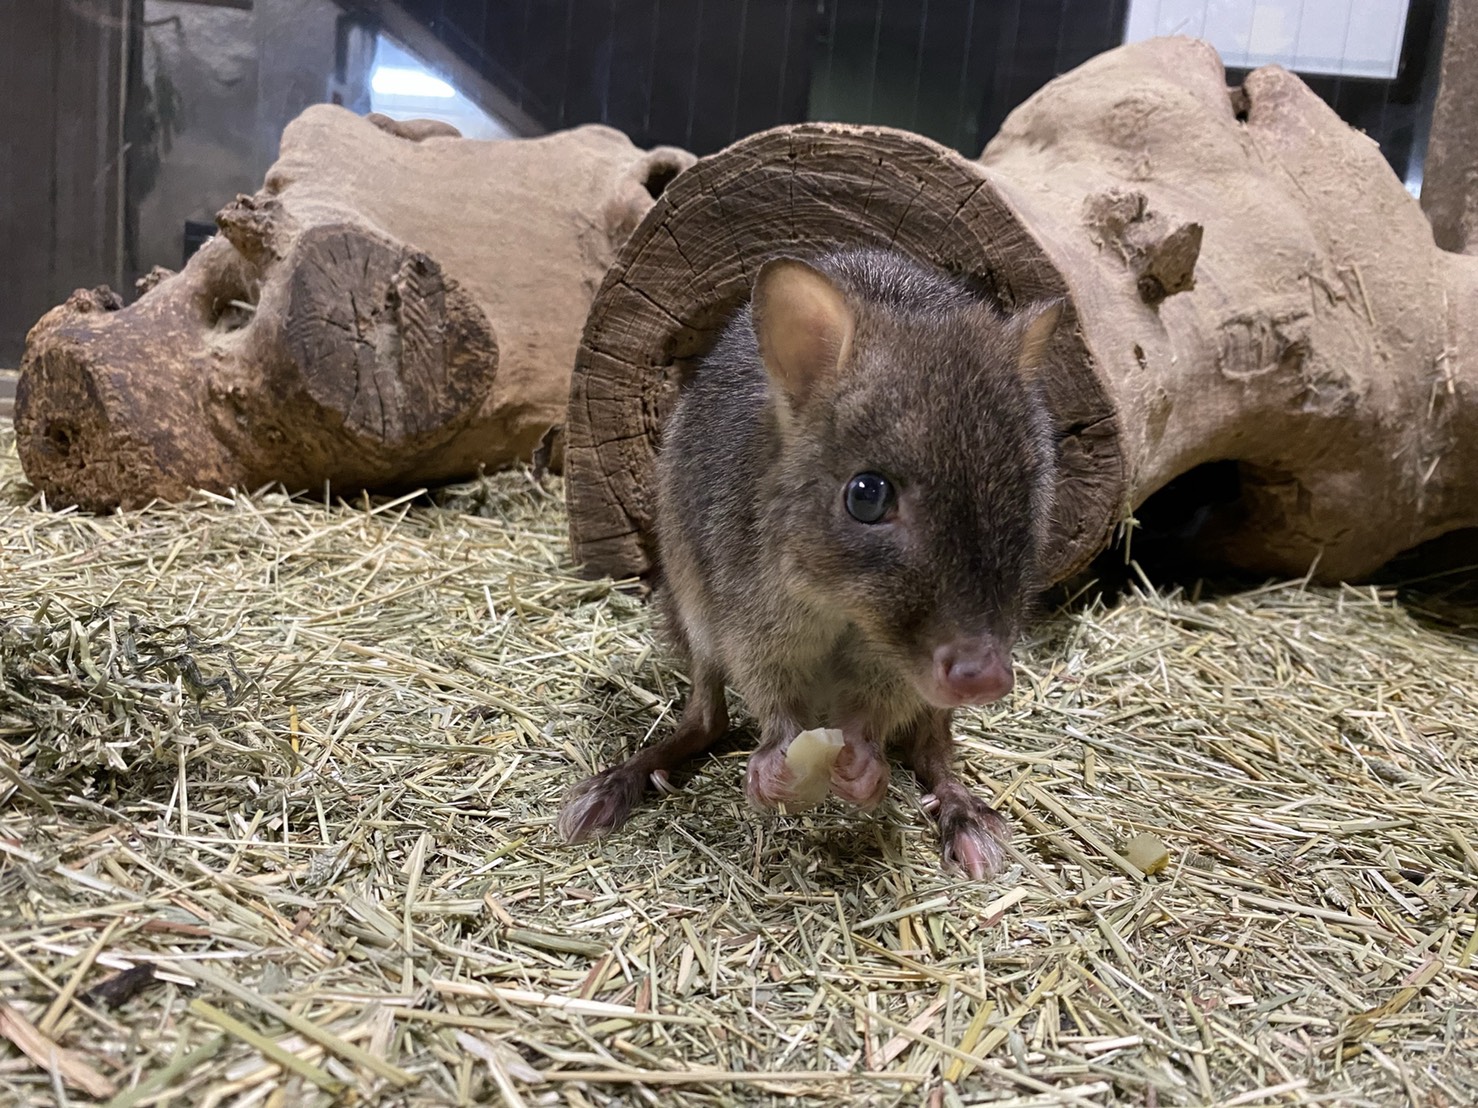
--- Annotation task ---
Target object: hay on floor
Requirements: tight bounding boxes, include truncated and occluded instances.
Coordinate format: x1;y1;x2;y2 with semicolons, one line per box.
1;425;1476;1107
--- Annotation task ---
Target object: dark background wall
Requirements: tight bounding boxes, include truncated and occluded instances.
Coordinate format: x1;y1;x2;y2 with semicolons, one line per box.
362;0;1443;167
358;0;1137;156
347;0;821;153
1;0;126;366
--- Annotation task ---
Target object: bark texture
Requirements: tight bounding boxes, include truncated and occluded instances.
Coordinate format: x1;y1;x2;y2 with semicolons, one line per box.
15;106;693;509
564;37;1478;585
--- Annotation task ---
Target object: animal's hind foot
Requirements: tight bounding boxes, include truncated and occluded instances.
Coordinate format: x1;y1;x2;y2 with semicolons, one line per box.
923;783;1012;880
556;765;649;842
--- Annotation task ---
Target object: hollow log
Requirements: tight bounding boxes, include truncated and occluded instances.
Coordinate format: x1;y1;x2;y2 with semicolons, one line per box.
564;36;1478;585
15;106;693;510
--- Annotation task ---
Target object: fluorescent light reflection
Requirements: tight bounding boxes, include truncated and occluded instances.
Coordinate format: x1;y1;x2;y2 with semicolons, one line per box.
371;66;457;99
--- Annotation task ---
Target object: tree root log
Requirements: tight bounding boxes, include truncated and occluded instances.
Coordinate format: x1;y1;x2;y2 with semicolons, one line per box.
15;106;693;510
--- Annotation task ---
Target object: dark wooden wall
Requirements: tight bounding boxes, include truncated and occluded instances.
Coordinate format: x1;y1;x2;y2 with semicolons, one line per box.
0;0;127;366
361;0;1133;156
807;0;1129;154
367;0;1441;177
360;0;822;153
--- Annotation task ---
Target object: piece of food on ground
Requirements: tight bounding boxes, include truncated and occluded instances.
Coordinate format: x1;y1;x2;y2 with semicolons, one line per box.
1124;831;1170;875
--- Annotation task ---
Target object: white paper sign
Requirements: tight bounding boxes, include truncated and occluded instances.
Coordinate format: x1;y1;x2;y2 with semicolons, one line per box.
1125;0;1410;79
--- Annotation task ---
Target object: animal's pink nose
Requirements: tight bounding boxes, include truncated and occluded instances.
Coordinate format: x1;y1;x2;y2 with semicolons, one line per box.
933;642;1013;705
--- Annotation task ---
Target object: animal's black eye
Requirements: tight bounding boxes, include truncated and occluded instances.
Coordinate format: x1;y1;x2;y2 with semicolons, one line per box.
844;472;894;524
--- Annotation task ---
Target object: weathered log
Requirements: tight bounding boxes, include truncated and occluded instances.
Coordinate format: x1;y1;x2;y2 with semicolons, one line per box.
565;36;1478;585
15;106;693;510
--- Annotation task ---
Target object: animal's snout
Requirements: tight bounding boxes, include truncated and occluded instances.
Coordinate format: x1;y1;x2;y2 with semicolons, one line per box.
932;641;1014;705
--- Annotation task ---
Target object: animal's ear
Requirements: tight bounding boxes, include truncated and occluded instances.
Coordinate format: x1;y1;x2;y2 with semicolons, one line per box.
1010;299;1063;380
751;257;855;409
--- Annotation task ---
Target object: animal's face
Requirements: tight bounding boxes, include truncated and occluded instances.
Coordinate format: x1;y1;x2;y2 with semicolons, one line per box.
752;252;1060;707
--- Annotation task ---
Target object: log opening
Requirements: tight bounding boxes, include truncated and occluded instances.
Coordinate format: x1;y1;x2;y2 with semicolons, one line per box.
564;123;1124;585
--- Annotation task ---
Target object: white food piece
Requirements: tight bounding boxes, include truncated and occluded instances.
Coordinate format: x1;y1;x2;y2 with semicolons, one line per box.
783;728;845;809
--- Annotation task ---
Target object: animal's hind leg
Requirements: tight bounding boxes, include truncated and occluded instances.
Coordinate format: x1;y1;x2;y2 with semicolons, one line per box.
557;659;729;843
901;708;1012;880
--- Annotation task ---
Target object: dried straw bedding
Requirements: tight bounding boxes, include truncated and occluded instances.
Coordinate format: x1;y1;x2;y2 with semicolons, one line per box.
0;425;1475;1107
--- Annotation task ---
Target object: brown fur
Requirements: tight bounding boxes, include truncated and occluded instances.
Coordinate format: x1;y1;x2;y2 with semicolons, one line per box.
558;247;1060;879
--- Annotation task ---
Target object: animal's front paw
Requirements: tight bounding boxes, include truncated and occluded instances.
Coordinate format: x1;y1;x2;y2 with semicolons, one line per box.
830;735;890;810
923;784;1012;879
556;766;647;842
746;744;827;812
